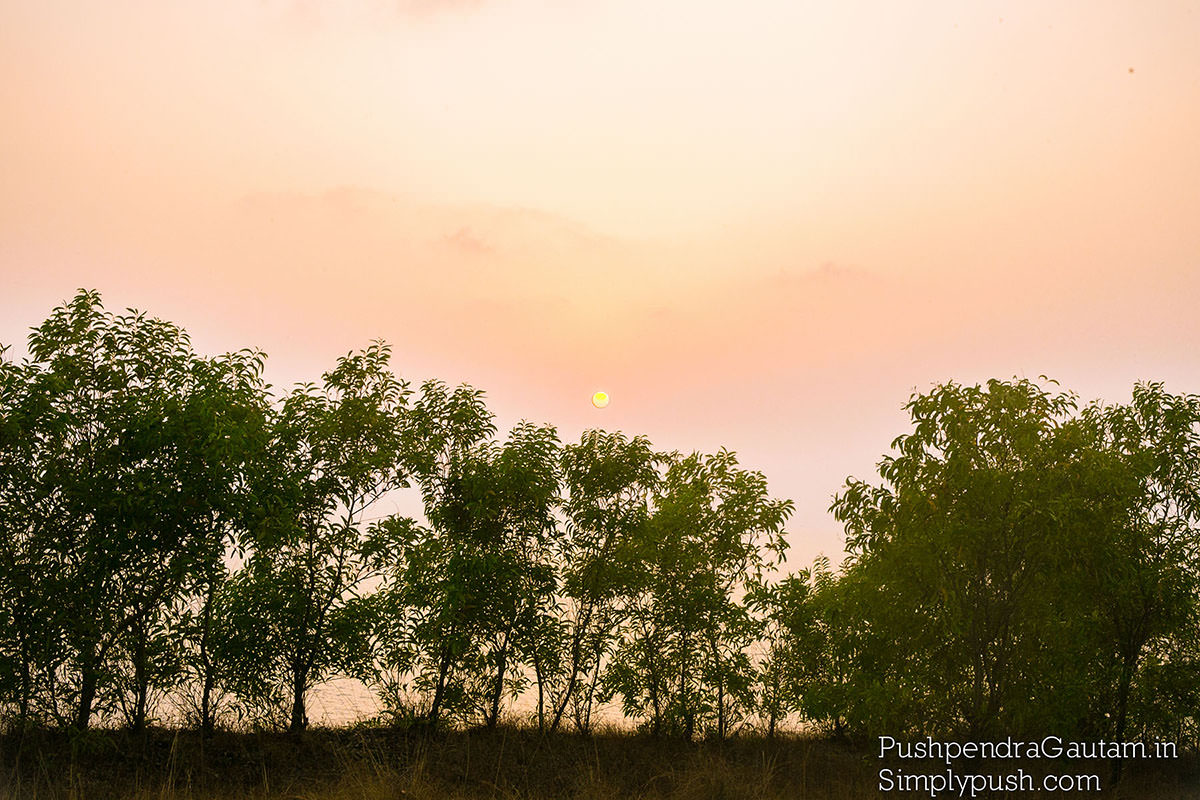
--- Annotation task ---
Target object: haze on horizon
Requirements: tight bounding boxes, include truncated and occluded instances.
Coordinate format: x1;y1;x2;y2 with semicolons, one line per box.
2;0;1199;567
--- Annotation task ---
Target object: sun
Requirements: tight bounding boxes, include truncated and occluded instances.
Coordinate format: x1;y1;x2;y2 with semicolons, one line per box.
591;391;610;409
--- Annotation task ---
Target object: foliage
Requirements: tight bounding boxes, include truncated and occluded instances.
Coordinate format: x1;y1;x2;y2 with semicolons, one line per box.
0;290;270;730
217;341;411;732
5;293;1200;748
547;430;660;733
603;449;793;738
816;378;1200;743
371;380;561;728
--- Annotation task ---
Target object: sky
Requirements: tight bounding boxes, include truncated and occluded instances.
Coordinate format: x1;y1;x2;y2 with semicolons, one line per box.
3;0;1200;571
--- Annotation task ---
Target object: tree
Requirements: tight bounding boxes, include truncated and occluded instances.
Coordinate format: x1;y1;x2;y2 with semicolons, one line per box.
750;561;827;738
0;291;270;730
603;449;792;738
371;380;495;726
0;349;64;728
759;556;865;738
178;559;242;735
116;348;271;734
373;381;561;728
546;430;659;734
1077;383;1200;769
831;379;1106;737
827;377;1200;743
227;341;411;733
474;421;561;729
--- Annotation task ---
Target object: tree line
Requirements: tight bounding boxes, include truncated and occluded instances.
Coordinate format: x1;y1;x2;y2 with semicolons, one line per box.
1;291;1198;749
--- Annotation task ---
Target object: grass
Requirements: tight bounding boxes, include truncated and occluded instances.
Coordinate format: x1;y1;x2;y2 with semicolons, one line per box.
2;724;1198;799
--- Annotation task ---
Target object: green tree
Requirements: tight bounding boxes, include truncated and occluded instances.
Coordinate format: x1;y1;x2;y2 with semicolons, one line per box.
831;379;1105;737
178;560;242;735
227;341;410;733
750;562;831;738
374;381;561;728
1078;383;1200;759
546;430;659;734
760;557;862;738
478;421;562;729
604;449;792;738
828;378;1200;742
0;291;270;730
116;348;271;733
373;380;495;726
0;349;65;727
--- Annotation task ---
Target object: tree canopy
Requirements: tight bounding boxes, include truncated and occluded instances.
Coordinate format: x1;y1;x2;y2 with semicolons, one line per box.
794;378;1200;744
3;293;1199;751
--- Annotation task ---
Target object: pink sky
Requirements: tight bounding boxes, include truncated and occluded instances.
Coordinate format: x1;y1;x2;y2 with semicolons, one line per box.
3;0;1199;567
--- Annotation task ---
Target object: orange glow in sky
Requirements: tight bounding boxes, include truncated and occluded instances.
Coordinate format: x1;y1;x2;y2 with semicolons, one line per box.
2;0;1199;564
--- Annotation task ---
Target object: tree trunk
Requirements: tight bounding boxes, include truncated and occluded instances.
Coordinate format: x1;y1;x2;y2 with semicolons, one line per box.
486;634;510;729
289;664;308;733
649;657;662;737
532;648;545;734
767;662;780;740
583;656;602;734
679;643;693;740
76;649;98;730
131;625;149;734
199;581;216;736
717;673;726;740
549;601;595;734
1110;649;1139;784
14;604;32;727
711;636;725;740
18;644;31;727
428;645;453;726
201;670;215;737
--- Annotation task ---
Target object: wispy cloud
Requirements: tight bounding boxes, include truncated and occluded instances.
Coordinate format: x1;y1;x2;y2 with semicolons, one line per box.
442;226;494;257
394;0;487;17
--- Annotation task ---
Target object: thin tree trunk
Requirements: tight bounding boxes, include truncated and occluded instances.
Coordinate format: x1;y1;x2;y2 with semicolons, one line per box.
650;676;661;737
201;670;215;736
132;621;149;733
583;656;602;734
549;600;595;733
13;602;32;727
532;647;545;734
648;646;662;737
428;645;453;726
711;635;725;740
717;674;725;740
486;633;511;729
679;638;693;740
767;664;779;740
199;585;216;736
289;663;308;733
1110;648;1139;784
75;648;98;730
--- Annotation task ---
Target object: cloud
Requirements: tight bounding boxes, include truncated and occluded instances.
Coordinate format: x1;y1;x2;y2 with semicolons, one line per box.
394;0;486;16
273;0;489;30
442;226;494;256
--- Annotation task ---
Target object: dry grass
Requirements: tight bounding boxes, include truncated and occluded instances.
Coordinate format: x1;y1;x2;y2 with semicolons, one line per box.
2;725;1197;799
